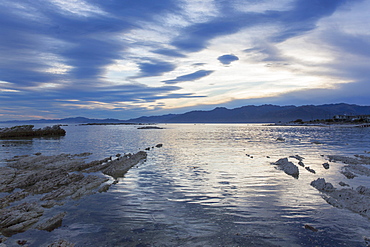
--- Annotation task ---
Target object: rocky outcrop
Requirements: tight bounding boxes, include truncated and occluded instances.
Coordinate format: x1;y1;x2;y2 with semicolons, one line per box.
0;202;44;237
0;150;147;237
102;151;147;179
311;178;370;218
310;178;335;192
0;125;66;138
272;158;299;178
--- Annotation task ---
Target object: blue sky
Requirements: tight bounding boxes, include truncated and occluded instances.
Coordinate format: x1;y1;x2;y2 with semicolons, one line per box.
1;0;370;120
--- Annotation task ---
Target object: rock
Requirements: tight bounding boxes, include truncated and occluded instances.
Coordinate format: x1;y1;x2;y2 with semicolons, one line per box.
273;158;299;178
298;161;305;167
289;155;304;161
0;167;17;192
311;141;322;145
155;143;163;148
345;164;370;177
341;168;357;179
310;178;335;192
0;191;29;209
98;184;111;193
36;212;66;232
0;202;44;237
311;177;370;218
322;162;330;169
41;175;108;201
304;224;318;232
356;186;370;196
276;137;285;141
17;240;27;245
327;155;370;165
102;151;147;179
0;150;149;237
339;181;349;187
48;239;75;247
137;126;163;129
0;125;66;138
305;166;316;174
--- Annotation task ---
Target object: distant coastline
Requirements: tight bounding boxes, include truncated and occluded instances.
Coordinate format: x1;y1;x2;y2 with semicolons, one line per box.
1;103;370;125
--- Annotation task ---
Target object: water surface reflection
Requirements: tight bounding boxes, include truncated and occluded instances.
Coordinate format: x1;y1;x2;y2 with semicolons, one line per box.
2;124;370;246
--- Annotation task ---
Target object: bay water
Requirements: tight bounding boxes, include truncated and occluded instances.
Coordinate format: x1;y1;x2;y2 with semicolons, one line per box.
1;124;370;246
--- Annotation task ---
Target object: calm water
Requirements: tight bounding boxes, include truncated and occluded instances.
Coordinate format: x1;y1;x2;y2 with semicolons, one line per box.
1;124;370;246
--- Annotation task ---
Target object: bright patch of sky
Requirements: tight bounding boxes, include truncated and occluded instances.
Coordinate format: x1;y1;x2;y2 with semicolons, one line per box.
0;0;369;120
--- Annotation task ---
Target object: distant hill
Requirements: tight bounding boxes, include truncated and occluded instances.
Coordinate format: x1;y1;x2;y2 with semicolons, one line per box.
2;103;370;124
125;103;370;123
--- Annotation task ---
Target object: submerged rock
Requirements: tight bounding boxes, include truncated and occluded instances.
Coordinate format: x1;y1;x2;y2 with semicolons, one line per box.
304;224;318;232
48;239;75;247
36;212;66;232
276;137;285;141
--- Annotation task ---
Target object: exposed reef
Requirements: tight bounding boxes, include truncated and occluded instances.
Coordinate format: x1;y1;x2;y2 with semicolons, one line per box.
0;125;66;139
273;153;370;220
0;150;147;238
311;178;370;218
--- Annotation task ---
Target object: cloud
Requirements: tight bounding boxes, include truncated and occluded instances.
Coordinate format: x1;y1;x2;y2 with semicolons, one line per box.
152;48;186;58
171;0;351;53
218;54;239;65
162;70;214;84
134;60;176;78
0;0;369;120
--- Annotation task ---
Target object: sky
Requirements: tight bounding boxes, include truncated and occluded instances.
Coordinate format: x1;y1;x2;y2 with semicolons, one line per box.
1;0;370;120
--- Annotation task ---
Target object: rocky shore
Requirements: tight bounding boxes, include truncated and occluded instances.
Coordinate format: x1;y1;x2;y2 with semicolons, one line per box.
0;125;66;138
0;149;150;245
272;152;370;244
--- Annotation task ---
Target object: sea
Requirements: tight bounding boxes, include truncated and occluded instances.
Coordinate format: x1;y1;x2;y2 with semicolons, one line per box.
1;123;370;246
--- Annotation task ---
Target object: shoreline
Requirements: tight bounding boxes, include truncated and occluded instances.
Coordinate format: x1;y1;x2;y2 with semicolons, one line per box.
0;145;168;245
270;123;370;128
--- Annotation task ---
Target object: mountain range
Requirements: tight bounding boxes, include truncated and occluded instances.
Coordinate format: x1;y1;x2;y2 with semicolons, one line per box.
2;103;370;124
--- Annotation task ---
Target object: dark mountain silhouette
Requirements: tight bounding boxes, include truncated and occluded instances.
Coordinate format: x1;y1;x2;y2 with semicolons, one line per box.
125;103;370;123
2;103;370;124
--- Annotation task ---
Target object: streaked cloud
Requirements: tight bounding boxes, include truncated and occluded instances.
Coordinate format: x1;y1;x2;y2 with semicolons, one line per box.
0;0;369;120
163;70;214;84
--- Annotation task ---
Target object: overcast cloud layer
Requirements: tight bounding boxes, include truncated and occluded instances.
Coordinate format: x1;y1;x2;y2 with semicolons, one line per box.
0;0;369;120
